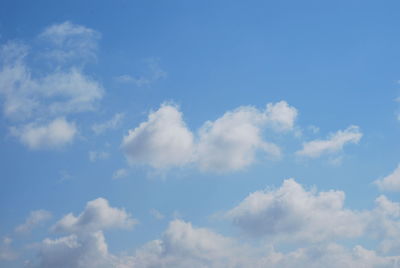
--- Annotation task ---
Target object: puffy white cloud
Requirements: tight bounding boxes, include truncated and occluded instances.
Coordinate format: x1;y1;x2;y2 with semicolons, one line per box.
24;193;400;268
15;210;52;234
296;125;362;158
375;164;400;192
121;104;194;169
264;101;298;131
196;106;281;172
122;101;297;172
33;232;116;268
11;118;77;149
92;113;124;135
52;198;137;234
119;220;400;268
226;178;365;242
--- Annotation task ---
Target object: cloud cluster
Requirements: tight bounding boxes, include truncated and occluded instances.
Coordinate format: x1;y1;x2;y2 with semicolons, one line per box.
227;179;365;242
114;58;167;87
12;179;400;268
0;22;103;149
28;198;137;268
122;101;297;172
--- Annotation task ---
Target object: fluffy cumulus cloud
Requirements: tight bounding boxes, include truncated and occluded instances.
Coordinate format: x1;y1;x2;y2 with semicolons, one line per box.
15;210;52;234
196;106;281;172
226;178;365;242
0;22;103;149
121;104;195;169
296;125;362;158
375;164;400;192
52;198;137;234
32;232;116;268
33;219;400;268
11;118;77;149
18;187;400;268
122;101;297;172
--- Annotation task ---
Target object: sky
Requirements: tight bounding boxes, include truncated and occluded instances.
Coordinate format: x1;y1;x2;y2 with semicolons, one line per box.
1;0;400;267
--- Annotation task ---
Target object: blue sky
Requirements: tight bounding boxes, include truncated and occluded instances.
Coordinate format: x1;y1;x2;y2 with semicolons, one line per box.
1;1;400;267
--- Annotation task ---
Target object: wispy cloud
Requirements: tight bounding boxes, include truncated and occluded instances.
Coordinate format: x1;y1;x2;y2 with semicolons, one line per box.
296;125;362;158
0;22;103;149
115;58;167;87
92;113;124;135
15;210;52;234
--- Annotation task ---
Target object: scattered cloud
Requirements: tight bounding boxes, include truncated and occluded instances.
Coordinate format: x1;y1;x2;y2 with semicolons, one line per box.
0;22;103;149
88;151;109;162
10;118;77;149
375;164;400;192
15;210;52;234
52;198;137;234
38;21;101;62
296;125;362;158
122;101;297;172
20;186;400;267
149;209;165;220
92;113;124;135
115;58;167;87
112;168;128;179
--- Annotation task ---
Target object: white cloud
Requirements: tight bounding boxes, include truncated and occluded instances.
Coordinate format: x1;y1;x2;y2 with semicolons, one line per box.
296;125;362;158
33;232;115;268
11;118;77;149
15;210;52;234
226;178;365;243
0;53;103;120
121;101;298;172
196;106;281;172
121;104;194;169
0;22;104;150
23;193;400;268
52;198;137;234
39;21;101;62
375;164;400;192
89;151;109;162
265;101;298;131
92;113;124;135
